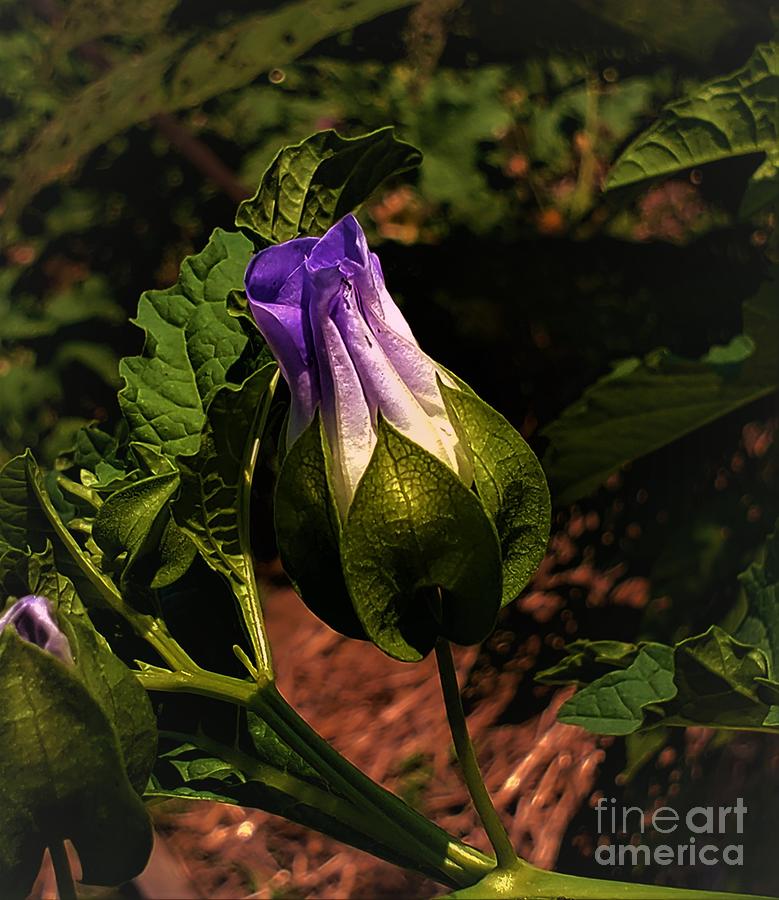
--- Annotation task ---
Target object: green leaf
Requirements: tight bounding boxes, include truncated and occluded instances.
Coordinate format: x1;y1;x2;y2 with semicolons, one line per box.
235;127;422;244
536;639;640;685
666;626;776;729
341;419;502;662
119;228;253;458
172;366;277;673
65;615;158;794
606;42;779;189
741;267;779;385
92;471;195;591
557;643;676;735
737;524;779;676
441;383;550;605
542;341;777;505
0;631;152;898
551;625;779;735
740;148;779;218
274;413;365;639
2;0;417;231
572;0;760;62
247;714;328;789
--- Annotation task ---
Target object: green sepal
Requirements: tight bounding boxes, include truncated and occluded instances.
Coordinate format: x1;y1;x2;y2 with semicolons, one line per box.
274;412;366;639
0;630;152;898
441;382;550;606
341;418;503;662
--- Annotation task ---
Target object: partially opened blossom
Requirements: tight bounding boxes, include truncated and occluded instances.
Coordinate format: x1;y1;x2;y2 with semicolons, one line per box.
0;594;72;664
245;214;473;515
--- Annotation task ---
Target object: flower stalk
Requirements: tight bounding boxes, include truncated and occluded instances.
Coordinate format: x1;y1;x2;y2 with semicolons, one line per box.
434;638;518;870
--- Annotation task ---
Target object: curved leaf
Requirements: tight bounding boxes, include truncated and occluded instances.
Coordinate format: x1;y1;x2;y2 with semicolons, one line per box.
606;42;779;189
235;128;422;244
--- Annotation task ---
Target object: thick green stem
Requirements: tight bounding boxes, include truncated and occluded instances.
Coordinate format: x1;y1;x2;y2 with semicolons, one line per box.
435;639;517;870
49;842;77;900
136;667;493;887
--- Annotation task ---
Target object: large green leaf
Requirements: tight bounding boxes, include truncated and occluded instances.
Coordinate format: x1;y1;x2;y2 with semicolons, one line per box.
2;0;417;232
0;631;152;898
556;643;676;735
172;366;277;673
341;419;503;662
274;414;365;639
542;336;777;506
119;228;252;458
551;626;779;735
606;42;779;189
441;383;550;605
235;128;422;244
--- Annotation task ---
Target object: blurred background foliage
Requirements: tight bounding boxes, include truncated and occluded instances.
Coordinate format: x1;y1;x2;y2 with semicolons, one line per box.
1;0;778;891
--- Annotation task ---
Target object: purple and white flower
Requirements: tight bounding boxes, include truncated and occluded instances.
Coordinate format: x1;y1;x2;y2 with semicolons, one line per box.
0;594;72;664
245;215;472;515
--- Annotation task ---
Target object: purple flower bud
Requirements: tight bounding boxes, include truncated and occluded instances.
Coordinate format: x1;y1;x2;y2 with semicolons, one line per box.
245;215;472;515
0;595;73;664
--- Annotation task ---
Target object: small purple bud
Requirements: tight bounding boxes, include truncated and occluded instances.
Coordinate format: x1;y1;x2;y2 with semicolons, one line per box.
0;595;73;664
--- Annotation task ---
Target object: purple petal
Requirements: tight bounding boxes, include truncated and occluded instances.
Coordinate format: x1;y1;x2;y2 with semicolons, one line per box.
306;215;369;274
0;595;73;664
245;237;317;305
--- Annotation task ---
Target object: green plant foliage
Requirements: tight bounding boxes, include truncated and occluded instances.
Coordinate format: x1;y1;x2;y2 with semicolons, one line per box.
2;0;417;233
340;420;503;661
274;413;366;639
119;228;253;458
441;382;551;605
236;127;422;244
172;366;276;667
542;325;778;505
545;623;779;736
92;472;196;591
572;0;760;61
737;525;779;683
606;42;779;189
0;630;153;899
554;643;676;735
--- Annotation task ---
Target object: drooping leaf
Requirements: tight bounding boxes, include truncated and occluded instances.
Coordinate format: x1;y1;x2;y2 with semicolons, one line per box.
119;228;253;458
2;0;418;232
236;127;422;244
557;643;676;735
341;419;502;662
606;42;779;189
737;525;779;676
441;383;550;605
274;413;365;639
0;631;152;898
